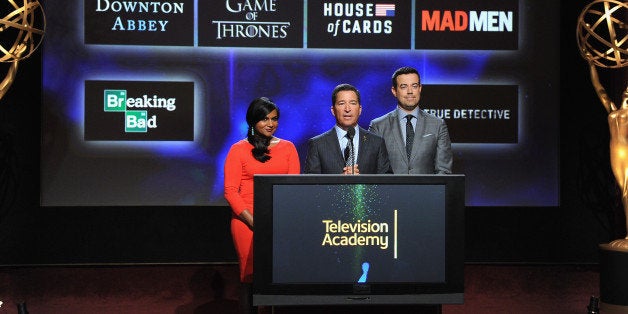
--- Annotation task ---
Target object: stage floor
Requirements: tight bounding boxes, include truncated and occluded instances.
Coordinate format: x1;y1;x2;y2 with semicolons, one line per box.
0;264;599;314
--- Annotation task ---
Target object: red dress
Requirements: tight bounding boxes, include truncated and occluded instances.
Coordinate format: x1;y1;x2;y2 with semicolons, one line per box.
224;139;301;282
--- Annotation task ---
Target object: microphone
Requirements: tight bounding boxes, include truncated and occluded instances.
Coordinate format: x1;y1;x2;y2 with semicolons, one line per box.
346;128;355;174
346;127;355;139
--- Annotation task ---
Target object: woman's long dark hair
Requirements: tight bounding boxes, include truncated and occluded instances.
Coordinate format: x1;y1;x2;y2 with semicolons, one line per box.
246;97;279;163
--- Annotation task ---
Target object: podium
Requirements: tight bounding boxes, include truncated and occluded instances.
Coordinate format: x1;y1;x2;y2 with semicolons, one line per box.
252;174;465;307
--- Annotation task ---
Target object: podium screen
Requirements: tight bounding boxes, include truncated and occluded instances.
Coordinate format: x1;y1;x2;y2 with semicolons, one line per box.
254;174;465;305
272;184;445;283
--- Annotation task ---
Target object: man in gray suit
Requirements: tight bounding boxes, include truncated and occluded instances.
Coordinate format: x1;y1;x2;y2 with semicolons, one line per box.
304;84;392;174
369;67;452;174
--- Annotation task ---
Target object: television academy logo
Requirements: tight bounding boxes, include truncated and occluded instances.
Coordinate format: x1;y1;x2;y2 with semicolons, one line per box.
321;219;391;250
104;89;177;133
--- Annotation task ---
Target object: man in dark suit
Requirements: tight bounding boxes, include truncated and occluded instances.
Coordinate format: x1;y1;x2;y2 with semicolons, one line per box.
369;66;452;174
304;83;392;174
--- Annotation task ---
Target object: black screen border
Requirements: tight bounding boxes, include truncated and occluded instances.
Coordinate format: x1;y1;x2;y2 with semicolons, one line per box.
253;174;465;305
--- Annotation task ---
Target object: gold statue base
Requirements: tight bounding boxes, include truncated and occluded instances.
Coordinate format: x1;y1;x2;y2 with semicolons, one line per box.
600;301;628;314
603;239;628;252
599;244;628;310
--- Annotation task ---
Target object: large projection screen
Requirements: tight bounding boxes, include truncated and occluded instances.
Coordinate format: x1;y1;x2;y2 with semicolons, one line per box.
41;0;559;207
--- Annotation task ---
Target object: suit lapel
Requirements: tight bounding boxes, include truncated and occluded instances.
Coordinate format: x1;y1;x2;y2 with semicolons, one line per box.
410;111;428;160
389;111;408;162
324;129;345;168
356;127;368;165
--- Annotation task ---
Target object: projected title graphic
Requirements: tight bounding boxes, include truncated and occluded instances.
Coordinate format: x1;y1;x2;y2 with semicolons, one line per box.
85;81;194;141
307;0;411;49
84;0;194;45
415;0;518;50
198;0;304;47
421;85;518;143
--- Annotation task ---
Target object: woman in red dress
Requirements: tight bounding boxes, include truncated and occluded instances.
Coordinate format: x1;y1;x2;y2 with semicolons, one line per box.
224;97;300;286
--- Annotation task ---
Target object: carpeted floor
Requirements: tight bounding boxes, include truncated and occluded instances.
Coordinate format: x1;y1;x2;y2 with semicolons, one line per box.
0;264;599;314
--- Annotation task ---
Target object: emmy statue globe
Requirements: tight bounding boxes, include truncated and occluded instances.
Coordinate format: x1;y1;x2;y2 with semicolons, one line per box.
577;0;628;312
0;0;45;101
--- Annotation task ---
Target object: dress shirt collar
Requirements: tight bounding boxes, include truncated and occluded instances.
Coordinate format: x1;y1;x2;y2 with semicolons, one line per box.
334;124;359;141
397;107;420;121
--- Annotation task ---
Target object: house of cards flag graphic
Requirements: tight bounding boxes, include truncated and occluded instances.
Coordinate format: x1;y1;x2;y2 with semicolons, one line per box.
375;4;395;17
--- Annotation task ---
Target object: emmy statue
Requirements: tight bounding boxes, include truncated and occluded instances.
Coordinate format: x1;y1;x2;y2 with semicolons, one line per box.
0;3;44;312
0;0;45;101
577;0;628;249
577;0;628;311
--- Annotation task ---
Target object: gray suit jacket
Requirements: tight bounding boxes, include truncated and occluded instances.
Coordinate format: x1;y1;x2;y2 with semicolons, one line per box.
369;109;452;174
304;126;392;174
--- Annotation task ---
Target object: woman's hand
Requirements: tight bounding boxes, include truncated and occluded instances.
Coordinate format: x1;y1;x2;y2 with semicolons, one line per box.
239;209;254;229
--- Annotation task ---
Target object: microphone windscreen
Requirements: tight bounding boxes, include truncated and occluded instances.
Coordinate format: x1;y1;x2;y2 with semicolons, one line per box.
347;127;355;139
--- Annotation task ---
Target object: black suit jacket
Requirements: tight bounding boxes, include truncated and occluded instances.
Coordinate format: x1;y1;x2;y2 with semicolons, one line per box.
304;126;392;174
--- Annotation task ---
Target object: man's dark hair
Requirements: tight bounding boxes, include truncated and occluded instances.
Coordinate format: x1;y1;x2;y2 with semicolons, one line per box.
331;83;361;106
392;66;421;88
